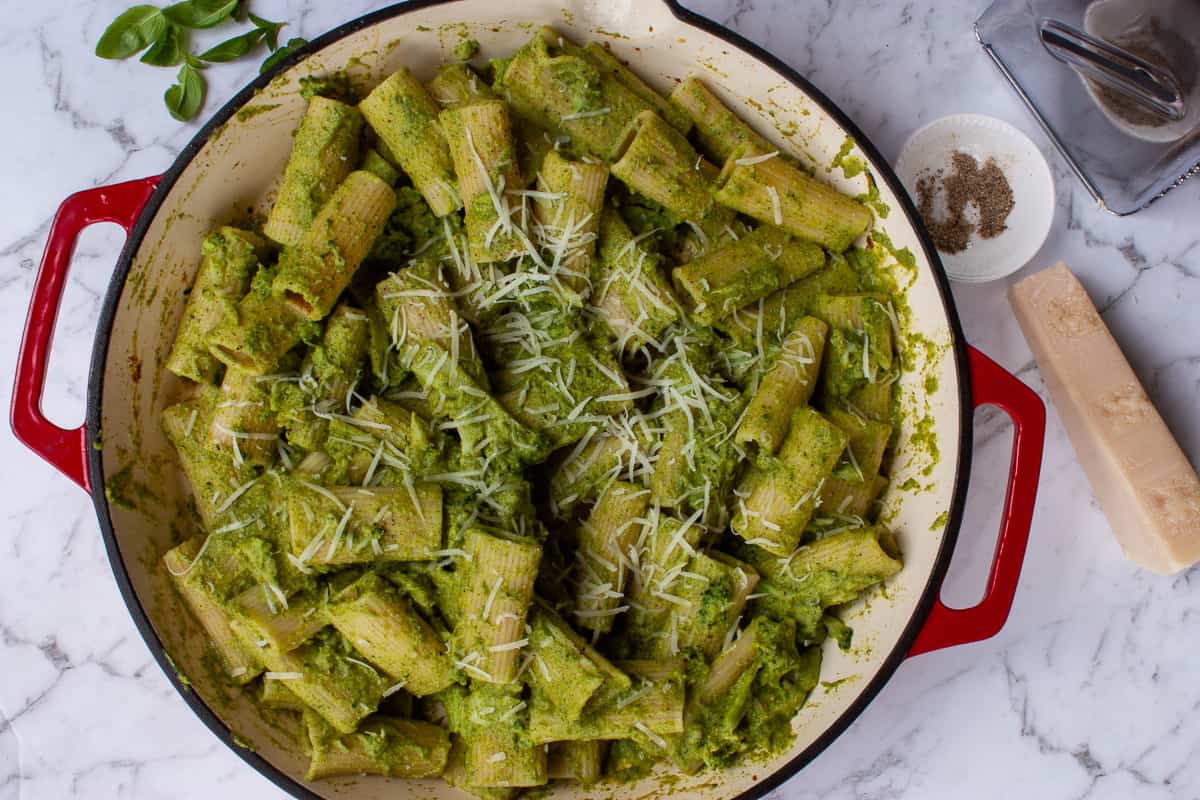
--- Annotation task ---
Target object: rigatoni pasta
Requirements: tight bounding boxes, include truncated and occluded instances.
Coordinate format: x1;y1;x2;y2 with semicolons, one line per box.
160;26;906;790
440;99;528;263
263;96;363;247
714;143;872;251
669;76;772;164
360;67;462;216
166;227;267;384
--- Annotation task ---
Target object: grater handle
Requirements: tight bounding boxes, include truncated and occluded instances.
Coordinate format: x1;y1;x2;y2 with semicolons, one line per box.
1038;18;1185;121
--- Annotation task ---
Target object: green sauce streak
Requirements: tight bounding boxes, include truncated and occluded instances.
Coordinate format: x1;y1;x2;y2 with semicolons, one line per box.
235;103;279;122
452;38;480;61
104;463;158;511
829;135;866;179
820;675;858;691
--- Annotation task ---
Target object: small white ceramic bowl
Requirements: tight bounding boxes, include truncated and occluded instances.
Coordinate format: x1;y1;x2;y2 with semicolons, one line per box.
896;113;1055;283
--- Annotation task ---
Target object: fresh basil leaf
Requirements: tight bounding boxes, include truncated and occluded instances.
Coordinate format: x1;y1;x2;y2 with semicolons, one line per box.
183;51;207;69
164;62;205;121
162;0;238;29
95;5;167;60
259;36;307;74
248;13;285;51
198;28;266;63
140;24;184;67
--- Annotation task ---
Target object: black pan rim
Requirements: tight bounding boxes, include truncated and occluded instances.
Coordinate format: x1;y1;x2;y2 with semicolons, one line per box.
84;1;974;798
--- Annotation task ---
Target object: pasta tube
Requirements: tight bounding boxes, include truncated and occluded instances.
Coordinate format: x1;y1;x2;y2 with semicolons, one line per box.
360;147;401;185
736;316;829;455
547;741;606;785
460;684;548;787
286;482;443;566
454;528;542;684
498;29;652;159
827;406;892;484
163;537;262;684
528;659;684;744
748;526;902;630
623;512;707;655
166;227;267;384
360;67;462;216
673;225;825;323
573;481;651;632
714;144;872;251
162;398;258;529
591;207;680;354
260;677;305;709
732;406;848;555
440;99;527;263
209;365;279;467
231;586;326;653
328;574;454;696
304;709;450;780
272;303;370;451
273;170;397;320
610;111;717;223
548;432;628;518
573;41;692;134
532;150;608;297
427;63;497;109
716;252;858;349
208;288;314;375
526;605;630;722
820;473;888;518
263;96;363;247
441;739;517;800
231;627;385;734
669;76;772;164
375;261;486;386
673;552;760;658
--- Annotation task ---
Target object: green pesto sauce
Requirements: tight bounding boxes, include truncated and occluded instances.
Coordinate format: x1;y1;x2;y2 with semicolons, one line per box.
453;38;480;61
105;463;158;512
820;675;858;691
235;103;280;122
364;186;444;274
855;172;890;220
232;733;257;751
547;55;605;114
930;510;948;532
870;229;917;279
911;413;940;477
164;651;191;690
299;72;355;103
678;618;822;771
844;228;944;489
829;135;866;179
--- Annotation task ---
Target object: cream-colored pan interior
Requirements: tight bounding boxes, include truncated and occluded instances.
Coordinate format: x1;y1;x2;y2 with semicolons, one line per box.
94;1;963;797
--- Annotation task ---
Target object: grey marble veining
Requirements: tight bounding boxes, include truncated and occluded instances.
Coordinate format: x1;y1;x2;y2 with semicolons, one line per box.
1;1;1197;798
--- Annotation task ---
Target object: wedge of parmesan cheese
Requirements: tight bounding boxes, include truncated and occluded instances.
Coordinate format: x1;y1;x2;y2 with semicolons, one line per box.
1010;263;1200;574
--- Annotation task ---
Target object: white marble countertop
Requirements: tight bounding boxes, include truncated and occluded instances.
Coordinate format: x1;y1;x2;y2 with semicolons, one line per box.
1;0;1198;798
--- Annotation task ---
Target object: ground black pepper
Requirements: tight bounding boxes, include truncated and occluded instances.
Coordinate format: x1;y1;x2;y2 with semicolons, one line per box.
916;151;1015;255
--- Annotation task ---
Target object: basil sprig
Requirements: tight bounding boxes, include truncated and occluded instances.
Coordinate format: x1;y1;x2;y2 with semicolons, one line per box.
95;0;294;121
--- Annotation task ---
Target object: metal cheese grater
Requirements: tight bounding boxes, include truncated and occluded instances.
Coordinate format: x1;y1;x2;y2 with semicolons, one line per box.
976;0;1200;214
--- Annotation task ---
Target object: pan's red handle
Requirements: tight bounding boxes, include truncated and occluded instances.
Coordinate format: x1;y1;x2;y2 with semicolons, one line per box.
10;176;159;494
908;346;1046;656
